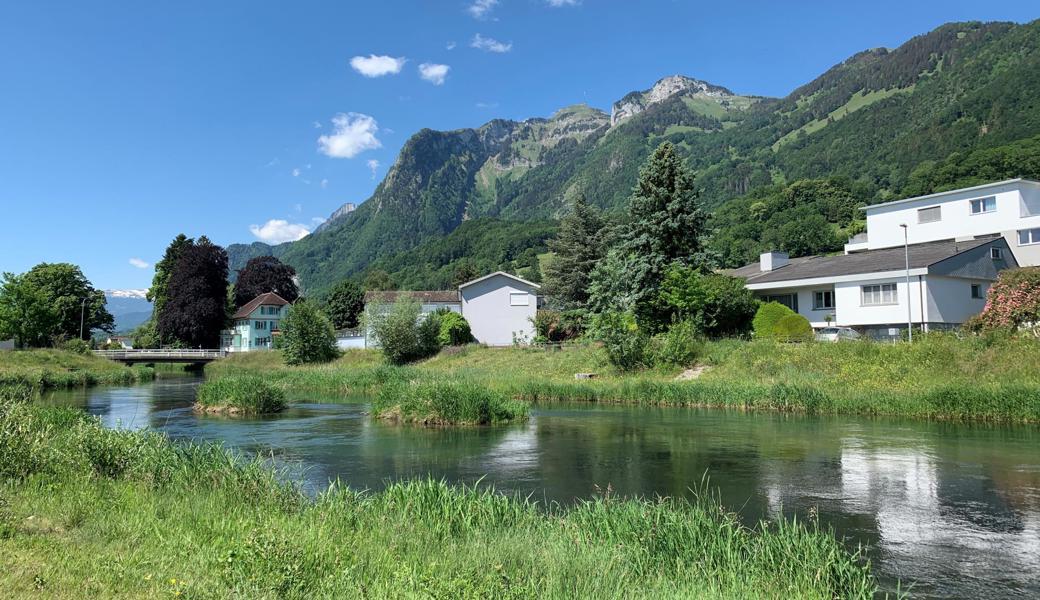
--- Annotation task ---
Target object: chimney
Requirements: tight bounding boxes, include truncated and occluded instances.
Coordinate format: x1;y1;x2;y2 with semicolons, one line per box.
760;251;789;272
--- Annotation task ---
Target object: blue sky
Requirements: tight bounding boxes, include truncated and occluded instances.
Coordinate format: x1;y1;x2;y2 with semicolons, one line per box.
1;1;1037;290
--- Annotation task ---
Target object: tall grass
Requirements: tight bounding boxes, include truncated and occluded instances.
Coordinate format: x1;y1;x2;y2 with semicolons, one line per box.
195;376;287;414
373;379;529;425
0;402;879;598
0;349;154;390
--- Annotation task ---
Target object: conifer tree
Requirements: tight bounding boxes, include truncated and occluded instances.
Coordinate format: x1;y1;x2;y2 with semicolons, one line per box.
542;192;605;309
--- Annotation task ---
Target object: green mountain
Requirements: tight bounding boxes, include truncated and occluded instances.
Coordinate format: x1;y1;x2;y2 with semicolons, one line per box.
229;20;1040;291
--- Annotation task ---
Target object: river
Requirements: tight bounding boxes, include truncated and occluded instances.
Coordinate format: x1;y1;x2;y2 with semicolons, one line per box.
45;377;1040;599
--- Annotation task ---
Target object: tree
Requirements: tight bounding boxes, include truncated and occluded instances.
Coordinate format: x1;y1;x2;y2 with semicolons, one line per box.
234;256;299;308
156;237;229;347
368;298;441;365
280;300;339;365
0;272;58;348
21;263;113;341
363;269;396;291
322;279;365;330
753;302;796;339
616;142;709;331
451;260;480;288
658;267;758;337
437;311;474;346
542;193;605;309
148;234;193;315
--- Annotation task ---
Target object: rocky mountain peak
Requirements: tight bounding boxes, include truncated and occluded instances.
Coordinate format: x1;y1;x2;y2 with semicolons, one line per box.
611;75;734;126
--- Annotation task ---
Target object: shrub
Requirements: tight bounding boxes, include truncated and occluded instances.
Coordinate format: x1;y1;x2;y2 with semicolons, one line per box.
658;267;758;337
195;376;286;414
437;311;474;346
590;311;650;371
533;309;586;343
280;301;340;366
373;379;528;425
60;338;90;355
369;298;443;365
974;266;1040;333
773;314;813;342
752;302;796;338
651;320;704;367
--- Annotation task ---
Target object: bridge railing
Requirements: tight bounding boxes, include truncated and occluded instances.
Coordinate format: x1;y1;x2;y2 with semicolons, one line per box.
93;349;226;361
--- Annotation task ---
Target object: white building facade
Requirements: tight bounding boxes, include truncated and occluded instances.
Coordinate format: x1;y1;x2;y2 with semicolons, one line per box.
846;179;1040;266
221;292;289;352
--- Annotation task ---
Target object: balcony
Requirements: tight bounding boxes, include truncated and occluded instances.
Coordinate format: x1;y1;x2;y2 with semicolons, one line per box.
844;232;869;254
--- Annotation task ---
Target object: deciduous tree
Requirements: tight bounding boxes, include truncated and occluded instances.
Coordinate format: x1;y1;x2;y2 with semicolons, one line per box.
322;279;365;330
156;237;229;347
0;272;58;348
280;300;339;365
234;256;299;308
23;262;113;340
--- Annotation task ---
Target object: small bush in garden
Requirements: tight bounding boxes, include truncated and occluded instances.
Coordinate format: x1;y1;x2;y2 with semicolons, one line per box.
772;314;813;342
437;311;474;346
369;298;443;365
195;376;287;414
591;311;650;371
652;320;704;367
533;309;586;343
973;266;1040;334
60;338;90;355
752;302;796;338
280;301;340;366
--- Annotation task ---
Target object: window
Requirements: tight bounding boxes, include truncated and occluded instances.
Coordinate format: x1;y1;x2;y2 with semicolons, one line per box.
971;284;985;299
969;196;997;215
763;293;798;312
991;247;1004;260
917;206;941;224
812;290;835;310
509;292;530;306
255;320;267;330
862;283;898;306
1020;227;1040;246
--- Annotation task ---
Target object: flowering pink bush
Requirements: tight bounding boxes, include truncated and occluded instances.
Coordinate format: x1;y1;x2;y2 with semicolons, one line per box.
975;267;1040;332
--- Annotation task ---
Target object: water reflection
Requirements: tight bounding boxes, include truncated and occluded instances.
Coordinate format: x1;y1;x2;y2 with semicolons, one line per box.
44;379;1040;599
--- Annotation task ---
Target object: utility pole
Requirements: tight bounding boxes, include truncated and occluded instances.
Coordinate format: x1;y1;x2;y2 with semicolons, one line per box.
80;296;88;340
900;224;912;343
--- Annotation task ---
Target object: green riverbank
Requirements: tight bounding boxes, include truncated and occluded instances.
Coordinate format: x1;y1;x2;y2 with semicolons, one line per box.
0;349;155;390
0;399;878;599
206;334;1040;422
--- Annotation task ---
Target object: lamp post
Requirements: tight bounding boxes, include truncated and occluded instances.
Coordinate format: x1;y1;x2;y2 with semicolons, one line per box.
79;296;88;341
899;224;912;343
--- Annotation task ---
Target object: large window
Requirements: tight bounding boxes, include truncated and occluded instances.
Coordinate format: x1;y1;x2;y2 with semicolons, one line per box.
862;283;898;306
812;290;835;310
1019;227;1040;246
917;206;941;224
509;292;529;306
969;196;996;215
763;293;798;312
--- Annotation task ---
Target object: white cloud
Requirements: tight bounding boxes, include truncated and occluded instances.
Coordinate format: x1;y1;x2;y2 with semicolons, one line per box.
249;219;312;244
320;178;329;189
317;113;382;158
349;54;406;78
471;33;512;53
467;0;498;19
418;63;450;85
128;258;149;269
291;167;301;177
446;41;457;50
546;0;580;5
476;101;499;109
312;121;322;129
366;159;380;179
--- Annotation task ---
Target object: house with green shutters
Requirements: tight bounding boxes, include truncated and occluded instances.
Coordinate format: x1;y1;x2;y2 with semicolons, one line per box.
220;292;290;352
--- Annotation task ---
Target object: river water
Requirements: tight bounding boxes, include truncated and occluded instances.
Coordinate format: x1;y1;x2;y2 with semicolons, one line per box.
45;377;1040;599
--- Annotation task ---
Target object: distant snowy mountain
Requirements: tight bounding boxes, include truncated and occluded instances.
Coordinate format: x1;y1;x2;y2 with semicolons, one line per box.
104;290;152;333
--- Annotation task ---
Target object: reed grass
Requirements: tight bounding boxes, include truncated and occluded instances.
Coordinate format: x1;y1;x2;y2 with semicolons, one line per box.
0;349;155;390
195;376;287;414
0;401;879;598
373;379;529;425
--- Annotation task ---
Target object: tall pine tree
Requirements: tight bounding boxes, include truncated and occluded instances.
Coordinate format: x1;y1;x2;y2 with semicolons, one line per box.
542;192;605;310
617;142;708;331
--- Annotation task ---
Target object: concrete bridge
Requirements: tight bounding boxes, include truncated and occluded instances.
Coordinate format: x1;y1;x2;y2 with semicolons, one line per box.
93;349;226;365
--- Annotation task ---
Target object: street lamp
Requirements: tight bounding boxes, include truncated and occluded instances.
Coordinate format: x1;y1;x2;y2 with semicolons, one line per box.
79;296;88;341
899;224;912;343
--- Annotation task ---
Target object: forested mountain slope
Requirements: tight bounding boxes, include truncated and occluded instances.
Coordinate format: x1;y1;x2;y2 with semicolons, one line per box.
229;20;1040;292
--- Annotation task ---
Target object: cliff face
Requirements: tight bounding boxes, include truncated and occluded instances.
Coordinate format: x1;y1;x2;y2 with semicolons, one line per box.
610;75;741;125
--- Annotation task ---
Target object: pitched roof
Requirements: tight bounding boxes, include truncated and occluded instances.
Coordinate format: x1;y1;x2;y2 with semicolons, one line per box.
458;271;541;290
861;178;1040;211
731;236;1001;285
232;292;290;319
363;290;460;303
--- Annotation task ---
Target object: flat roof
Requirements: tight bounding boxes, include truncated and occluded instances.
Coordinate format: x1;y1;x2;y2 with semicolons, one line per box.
860;178;1040;212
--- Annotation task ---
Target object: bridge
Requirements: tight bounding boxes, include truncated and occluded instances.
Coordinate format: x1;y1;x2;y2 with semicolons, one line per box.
93;349;226;365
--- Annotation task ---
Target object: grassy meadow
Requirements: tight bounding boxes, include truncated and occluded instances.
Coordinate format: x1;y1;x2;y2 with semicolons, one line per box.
206;334;1040;422
0;349;155;390
195;376;287;415
0;399;879;599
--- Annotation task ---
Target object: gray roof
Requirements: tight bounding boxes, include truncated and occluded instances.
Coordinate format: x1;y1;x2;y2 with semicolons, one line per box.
364;290;460;303
731;236;1001;285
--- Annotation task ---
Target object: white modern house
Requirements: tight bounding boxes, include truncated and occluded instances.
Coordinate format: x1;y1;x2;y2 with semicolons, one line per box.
845;179;1040;266
732;237;1017;339
363;271;540;347
220;292;289;352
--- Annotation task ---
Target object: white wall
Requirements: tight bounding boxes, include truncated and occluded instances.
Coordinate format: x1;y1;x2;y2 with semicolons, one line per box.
460;274;538;346
925;276;988;324
863;182;1040;266
834;277;925;327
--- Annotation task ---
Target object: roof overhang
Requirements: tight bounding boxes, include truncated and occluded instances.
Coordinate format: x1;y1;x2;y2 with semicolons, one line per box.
746;268;930;290
458;271;541;290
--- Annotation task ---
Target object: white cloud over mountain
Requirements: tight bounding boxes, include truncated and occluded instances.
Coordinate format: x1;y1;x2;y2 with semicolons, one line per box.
249;219;312;244
318;113;381;158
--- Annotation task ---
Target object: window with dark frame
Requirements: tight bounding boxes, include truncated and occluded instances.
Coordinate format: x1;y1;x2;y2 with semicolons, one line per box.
813;290;834;310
